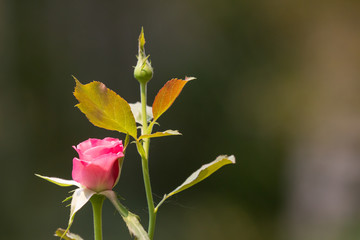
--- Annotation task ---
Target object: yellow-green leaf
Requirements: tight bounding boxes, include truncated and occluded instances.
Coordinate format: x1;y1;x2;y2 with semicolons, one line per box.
73;77;137;139
138;130;181;140
152;77;195;121
155;155;235;212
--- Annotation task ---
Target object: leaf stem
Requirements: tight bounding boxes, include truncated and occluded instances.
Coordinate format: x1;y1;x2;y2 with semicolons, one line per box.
90;194;105;240
154;194;167;213
140;82;156;239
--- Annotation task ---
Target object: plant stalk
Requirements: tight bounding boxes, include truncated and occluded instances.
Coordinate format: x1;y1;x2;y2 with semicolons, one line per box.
90;194;105;240
140;82;156;239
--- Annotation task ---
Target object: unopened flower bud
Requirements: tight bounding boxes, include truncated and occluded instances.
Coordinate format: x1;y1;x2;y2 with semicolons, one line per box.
72;137;124;192
134;27;153;84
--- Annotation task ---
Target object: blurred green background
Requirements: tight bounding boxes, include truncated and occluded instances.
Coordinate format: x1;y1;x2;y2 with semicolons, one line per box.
1;1;360;239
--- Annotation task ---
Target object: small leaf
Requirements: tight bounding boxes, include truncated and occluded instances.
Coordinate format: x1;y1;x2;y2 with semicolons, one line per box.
73;77;137;139
101;190;150;240
54;228;84;240
129;102;153;125
35;174;81;188
152;77;195;121
138;130;181;140
156;155;235;211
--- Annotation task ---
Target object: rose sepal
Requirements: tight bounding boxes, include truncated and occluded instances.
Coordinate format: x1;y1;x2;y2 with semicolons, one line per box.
35;174;81;188
36;174;96;238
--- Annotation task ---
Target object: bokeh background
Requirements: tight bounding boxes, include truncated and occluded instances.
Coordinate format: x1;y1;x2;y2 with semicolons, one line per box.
1;1;360;239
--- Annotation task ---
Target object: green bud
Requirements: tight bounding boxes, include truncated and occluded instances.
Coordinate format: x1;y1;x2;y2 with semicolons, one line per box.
134;27;153;84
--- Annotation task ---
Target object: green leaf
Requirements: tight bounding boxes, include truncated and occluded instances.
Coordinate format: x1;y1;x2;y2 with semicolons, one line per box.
155;155;235;211
35;174;81;188
129;102;153;125
138;130;181;140
54;228;84;240
152;77;195;121
73;77;137;139
101;190;150;240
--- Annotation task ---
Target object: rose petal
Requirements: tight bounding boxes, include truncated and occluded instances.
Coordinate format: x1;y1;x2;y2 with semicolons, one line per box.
83;144;123;160
72;157;120;192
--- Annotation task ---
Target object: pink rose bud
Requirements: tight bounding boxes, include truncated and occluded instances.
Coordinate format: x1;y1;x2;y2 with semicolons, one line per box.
72;137;124;192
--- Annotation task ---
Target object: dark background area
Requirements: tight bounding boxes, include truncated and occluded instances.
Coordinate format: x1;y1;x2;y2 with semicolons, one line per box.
1;1;360;239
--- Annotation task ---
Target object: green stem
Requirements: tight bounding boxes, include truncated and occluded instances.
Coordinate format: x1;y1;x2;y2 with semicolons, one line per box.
140;82;156;239
90;194;105;240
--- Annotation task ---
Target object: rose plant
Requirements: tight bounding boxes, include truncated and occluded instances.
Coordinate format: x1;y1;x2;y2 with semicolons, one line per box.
36;28;235;240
